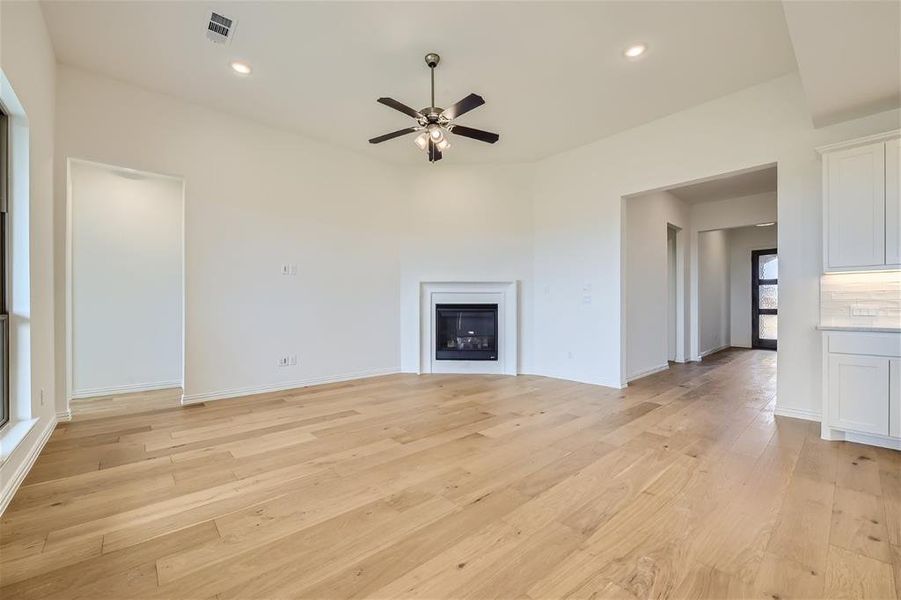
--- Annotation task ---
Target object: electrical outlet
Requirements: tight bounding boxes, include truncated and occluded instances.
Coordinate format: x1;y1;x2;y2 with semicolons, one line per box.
289;354;297;366
281;264;298;276
278;356;289;367
850;305;878;317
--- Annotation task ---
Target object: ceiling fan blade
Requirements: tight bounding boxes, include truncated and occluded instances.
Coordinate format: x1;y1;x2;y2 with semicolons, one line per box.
377;97;423;120
441;93;485;120
368;127;419;144
449;125;499;144
428;139;443;162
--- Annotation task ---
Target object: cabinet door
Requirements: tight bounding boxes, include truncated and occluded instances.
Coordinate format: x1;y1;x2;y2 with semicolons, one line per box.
825;143;886;269
828;354;889;435
886;139;901;266
891;359;900;439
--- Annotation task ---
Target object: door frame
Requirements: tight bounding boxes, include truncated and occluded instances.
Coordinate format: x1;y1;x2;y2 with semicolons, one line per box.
751;248;777;350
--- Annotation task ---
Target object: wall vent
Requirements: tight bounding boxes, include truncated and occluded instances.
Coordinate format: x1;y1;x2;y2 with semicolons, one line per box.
206;12;236;44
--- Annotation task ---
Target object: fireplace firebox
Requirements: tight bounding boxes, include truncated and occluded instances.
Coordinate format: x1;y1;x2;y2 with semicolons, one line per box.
435;303;498;361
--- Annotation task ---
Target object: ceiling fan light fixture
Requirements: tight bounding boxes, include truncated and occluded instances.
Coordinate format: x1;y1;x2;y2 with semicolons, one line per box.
369;52;499;162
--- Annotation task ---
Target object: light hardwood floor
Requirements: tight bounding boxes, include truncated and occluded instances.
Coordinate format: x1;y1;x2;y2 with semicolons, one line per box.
69;388;183;421
1;349;898;599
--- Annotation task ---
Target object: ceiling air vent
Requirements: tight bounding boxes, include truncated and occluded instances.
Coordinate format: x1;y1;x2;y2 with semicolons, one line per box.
206;12;236;44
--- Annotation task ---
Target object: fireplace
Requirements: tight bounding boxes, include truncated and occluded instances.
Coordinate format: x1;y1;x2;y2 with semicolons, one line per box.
435;303;498;361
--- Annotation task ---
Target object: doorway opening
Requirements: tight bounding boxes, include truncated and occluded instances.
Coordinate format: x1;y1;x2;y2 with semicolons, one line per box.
622;162;777;386
65;159;185;419
752;248;778;350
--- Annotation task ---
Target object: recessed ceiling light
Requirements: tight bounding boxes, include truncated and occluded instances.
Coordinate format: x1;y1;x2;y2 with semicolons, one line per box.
756;222;776;227
230;61;252;75
624;44;647;59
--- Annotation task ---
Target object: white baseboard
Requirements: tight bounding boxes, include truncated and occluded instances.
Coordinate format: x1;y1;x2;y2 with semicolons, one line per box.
72;380;182;399
0;415;57;516
520;370;625;390
774;406;821;422
699;344;730;358
844;431;901;451
181;367;399;405
56;410;72;422
626;363;670;383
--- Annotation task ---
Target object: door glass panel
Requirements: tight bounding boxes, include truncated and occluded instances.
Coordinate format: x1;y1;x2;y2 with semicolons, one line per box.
759;254;778;280
759;314;777;340
758;284;778;310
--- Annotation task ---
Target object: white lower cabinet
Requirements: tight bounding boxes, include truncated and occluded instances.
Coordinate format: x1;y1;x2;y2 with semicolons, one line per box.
822;330;901;448
827;354;889;436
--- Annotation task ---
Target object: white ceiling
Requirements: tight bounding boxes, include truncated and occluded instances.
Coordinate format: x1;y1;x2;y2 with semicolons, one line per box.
669;165;777;205
40;1;799;165
782;0;901;127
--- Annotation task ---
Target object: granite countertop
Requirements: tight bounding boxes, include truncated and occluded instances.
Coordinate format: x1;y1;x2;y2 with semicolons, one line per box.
817;325;901;333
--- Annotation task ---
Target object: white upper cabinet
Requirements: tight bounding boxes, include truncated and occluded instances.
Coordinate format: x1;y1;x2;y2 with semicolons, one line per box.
824;142;885;269
820;132;899;272
886;138;901;266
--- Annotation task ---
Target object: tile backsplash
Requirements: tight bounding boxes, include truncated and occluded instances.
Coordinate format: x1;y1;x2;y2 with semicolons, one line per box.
820;271;901;328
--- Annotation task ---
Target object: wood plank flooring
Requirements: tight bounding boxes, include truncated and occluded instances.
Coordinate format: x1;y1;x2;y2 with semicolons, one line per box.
69;388;183;421
1;349;898;599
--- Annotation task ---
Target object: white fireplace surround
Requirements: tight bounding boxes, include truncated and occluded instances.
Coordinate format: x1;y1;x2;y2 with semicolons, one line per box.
418;281;518;375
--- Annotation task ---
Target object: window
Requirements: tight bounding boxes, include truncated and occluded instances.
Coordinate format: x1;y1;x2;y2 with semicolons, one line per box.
0;106;8;427
751;248;777;350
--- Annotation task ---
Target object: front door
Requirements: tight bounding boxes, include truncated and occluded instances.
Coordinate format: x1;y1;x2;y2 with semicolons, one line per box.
751;248;777;350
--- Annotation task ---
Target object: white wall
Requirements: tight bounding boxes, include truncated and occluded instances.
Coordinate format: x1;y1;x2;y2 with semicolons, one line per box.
532;73;899;419
46;63;901;425
0;1;57;512
624;190;689;380
70;161;183;397
728;224;778;347
698;229;730;355
398;164;535;374
55;66;404;405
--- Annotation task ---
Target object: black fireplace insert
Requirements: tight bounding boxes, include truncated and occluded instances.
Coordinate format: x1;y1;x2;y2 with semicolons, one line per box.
435;303;498;361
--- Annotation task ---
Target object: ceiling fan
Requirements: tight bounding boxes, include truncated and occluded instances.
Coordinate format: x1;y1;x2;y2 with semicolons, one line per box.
368;53;499;163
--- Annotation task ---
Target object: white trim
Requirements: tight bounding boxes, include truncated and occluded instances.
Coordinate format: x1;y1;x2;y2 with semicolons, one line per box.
0;417;37;463
0;416;56;516
626;362;670;383
56;410;72;422
181;367;398;405
71;380;182;399
0;69;34;450
65;159;187;417
521;370;626;390
774;406;821;422
699;343;730;358
815;129;900;155
819;425;901;451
